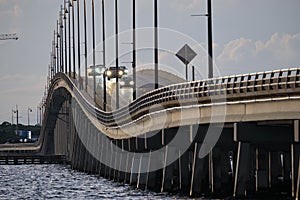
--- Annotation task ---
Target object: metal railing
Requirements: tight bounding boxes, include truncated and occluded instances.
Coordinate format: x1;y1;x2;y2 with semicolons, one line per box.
64;67;300;127
1;67;300;153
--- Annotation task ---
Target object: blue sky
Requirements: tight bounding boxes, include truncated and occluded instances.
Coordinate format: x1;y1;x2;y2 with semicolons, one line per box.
0;0;300;124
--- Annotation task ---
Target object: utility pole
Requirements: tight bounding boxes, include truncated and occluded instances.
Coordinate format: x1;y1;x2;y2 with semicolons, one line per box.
84;0;88;91
102;0;107;110
92;0;96;102
77;0;81;83
132;0;137;100
207;0;213;79
13;105;19;134
115;0;119;109
154;0;159;89
191;0;214;79
72;0;76;79
28;107;32;126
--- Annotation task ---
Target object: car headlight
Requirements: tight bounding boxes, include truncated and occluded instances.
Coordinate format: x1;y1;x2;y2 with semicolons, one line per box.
118;70;124;76
106;70;112;77
130;81;134;85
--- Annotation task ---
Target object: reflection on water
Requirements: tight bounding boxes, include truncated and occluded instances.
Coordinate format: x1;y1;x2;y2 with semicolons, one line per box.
0;164;188;199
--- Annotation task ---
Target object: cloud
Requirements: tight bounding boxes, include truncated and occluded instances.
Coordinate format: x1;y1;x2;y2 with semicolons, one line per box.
215;33;300;74
0;1;22;17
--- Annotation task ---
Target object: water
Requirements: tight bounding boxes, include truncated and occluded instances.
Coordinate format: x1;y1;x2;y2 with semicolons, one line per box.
0;164;187;199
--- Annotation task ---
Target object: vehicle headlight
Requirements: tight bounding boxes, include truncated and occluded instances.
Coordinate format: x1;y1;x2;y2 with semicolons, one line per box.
118;70;124;76
130;81;134;85
106;70;112;77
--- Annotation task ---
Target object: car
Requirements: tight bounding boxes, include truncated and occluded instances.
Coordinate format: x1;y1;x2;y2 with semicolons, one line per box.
88;65;105;78
105;66;127;80
120;76;134;88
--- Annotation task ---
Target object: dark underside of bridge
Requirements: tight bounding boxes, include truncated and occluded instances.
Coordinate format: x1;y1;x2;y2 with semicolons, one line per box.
50;94;300;199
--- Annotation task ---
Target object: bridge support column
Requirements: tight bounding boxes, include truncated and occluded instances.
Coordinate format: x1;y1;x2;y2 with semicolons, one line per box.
233;141;253;198
82;118;89;173
130;153;140;185
147;150;163;192
179;149;191;194
292;143;300;198
124;151;133;184
118;151;127;182
99;134;106;177
190;142;209;197
109;140;116;180
255;148;269;192
104;138;110;178
161;145;177;193
137;153;150;189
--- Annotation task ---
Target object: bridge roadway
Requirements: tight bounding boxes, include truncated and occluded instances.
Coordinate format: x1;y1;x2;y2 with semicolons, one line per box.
1;68;300;198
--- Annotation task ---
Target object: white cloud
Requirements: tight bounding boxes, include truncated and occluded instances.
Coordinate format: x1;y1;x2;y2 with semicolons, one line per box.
215;33;300;74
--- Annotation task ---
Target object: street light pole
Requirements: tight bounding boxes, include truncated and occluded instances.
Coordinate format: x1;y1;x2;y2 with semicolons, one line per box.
56;21;60;73
84;0;88;91
115;0;119;109
60;6;64;73
102;0;107;111
52;32;57;75
132;0;137;100
154;0;159;89
28;107;32;126
76;0;81;85
72;0;76;79
68;1;72;77
92;0;96;102
64;2;68;74
191;0;213;79
207;0;213;79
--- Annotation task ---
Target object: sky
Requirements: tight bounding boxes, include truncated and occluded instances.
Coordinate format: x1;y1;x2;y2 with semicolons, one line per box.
0;0;300;124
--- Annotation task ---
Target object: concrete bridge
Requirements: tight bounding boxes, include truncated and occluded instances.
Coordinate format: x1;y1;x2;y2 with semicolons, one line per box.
1;67;300;198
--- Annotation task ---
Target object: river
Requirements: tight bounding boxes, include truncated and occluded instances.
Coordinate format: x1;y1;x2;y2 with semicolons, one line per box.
0;164;187;199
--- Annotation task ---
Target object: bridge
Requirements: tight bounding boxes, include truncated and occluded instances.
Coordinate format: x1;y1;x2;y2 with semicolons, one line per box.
1;67;300;198
1;0;300;199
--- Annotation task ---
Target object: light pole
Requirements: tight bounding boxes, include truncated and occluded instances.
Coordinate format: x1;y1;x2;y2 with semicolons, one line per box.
191;0;213;79
132;0;137;100
59;6;64;73
56;21;60;73
13;105;19;134
115;0;120;109
84;0;88;91
28;107;32;126
52;32;57;75
154;0;158;89
64;2;68;74
102;0;107;111
76;0;81;88
92;0;96;102
68;1;72;77
72;0;76;79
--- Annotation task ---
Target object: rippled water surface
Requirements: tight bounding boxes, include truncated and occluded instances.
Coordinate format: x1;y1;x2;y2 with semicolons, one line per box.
0;164;188;199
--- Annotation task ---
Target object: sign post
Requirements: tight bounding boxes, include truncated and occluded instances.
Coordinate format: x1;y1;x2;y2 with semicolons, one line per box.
176;44;197;81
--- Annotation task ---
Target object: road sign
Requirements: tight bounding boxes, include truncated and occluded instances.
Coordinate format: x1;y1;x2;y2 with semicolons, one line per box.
176;44;197;65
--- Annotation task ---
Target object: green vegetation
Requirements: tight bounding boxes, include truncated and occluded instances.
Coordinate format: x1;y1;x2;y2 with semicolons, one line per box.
0;121;41;144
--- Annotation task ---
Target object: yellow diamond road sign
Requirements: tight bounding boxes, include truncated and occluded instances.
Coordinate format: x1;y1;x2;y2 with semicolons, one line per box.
176;44;197;65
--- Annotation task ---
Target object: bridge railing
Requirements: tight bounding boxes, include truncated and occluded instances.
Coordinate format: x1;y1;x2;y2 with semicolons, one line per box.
1;68;299;153
57;67;300;128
